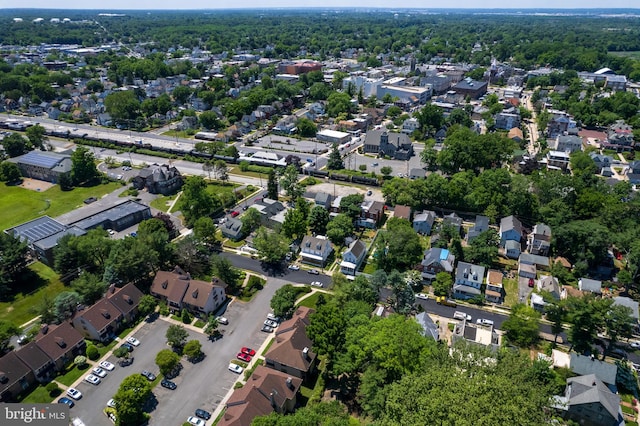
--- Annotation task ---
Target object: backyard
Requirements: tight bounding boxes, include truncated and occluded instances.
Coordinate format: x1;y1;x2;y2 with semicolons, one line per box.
0;181;120;230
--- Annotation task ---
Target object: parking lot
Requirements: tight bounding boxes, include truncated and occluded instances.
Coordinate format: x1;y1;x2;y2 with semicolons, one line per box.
68;276;293;425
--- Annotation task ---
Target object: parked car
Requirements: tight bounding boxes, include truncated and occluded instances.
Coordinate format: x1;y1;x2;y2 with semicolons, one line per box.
630;341;640;349
121;343;134;352
366;190;372;196
66;388;82;400
453;311;472;322
435;296;457;308
230;211;239;217
237;352;252;362
16;334;28;345
266;313;281;322
287;264;300;271
187;416;205;426
84;374;101;385
107;399;116;408
141;370;156;381
126;337;141;346
99;361;115;371
118;357;134;367
228;363;244;374
92;367;107;378
83;197;97;205
195;409;211;420
310;281;323;288
476;318;494;327
415;293;429;300
216;316;229;325
261;325;274;333
241;347;256;357
528;278;534;287
307;269;320;275
58;397;75;408
264;319;279;328
610;348;628;359
161;379;177;390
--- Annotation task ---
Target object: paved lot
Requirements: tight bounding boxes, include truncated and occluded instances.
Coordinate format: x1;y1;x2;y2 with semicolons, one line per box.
69;274;299;426
344;150;423;177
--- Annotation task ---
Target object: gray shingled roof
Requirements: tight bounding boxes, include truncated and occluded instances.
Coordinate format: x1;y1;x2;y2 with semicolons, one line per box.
566;374;620;421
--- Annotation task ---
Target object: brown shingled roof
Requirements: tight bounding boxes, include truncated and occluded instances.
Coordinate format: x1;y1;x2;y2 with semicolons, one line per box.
394;205;411;220
15;342;52;373
265;307;316;373
74;298;122;334
0;352;33;401
150;270;189;305
181;279;214;310
107;283;144;316
35;322;84;362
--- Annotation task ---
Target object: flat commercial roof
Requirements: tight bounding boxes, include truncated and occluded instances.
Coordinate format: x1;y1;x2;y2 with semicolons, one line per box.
71;200;149;230
7;216;67;245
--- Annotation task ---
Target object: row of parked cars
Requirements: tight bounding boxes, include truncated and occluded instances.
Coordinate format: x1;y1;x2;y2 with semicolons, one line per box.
58;360;117;407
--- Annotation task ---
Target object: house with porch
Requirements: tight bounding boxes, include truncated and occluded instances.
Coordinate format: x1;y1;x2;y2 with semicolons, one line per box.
500;215;523;246
527;223;552;256
300;235;333;267
421;247;456;282
453;262;485;300
485;270;504;304
340;239;367;276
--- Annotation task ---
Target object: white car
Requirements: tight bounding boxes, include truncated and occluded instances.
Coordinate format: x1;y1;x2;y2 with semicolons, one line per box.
126;337;141;346
216;316;229;325
415;293;429;300
310;281;323;288
107;398;116;408
66;388;82;400
84;374;101;385
228;363;244;374
267;313;281;322
630;341;640;349
187;416;205;426
476;318;494;327
287;265;300;271
92;367;107;378
99;361;115;371
264;319;279;328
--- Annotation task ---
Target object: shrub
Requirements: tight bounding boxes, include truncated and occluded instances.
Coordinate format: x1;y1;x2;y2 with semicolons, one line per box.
46;382;59;393
86;345;100;361
181;309;192;324
239;160;250;171
158;301;169;316
113;347;129;358
74;356;87;367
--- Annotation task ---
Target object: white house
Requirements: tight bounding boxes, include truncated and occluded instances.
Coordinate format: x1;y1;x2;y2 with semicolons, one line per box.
339;240;367;276
300;235;333;267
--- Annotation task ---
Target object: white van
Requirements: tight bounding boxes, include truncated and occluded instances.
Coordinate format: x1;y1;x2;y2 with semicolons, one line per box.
476;318;494;327
453;311;471;321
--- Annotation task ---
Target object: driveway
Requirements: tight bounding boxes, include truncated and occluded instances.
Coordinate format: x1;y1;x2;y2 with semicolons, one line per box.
69;274;300;425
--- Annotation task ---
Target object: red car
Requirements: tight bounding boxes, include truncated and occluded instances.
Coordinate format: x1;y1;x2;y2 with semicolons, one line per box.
528;278;534;287
237;352;252;362
230;211;239;217
241;347;256;357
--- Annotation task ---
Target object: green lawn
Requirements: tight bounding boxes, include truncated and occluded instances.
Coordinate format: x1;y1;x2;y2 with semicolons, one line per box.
94;340;118;358
503;278;519;307
0;262;66;326
150;194;178;212
261;338;275;356
56;363;91;386
297;292;332;309
20;384;55;403
0;181;120;230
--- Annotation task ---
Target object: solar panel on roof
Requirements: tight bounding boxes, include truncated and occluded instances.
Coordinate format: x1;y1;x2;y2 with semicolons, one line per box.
20;151;63;169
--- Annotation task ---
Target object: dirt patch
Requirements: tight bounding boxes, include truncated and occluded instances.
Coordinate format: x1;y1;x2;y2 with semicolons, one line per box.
304;182;384;202
19;178;55;192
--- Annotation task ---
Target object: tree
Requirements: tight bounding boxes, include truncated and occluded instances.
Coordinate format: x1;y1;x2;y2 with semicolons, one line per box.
565;295;604;354
213;160;228;182
380;166;392;177
104;90;140;122
137;295;157;317
464;229;499;268
297;117;317;137
266;170;278;200
240;207;262;235
270;285;300;319
71;272;106;305
281;208;307;240
53;291;81;322
326;214;354;245
253;401;351;426
113;374;152;426
179;176;221;227
295;196;310;221
166;324;188;349
339;193;364;220
1;133;29;157
199;111;222;130
502;303;541;347
327;143;344;170
211;255;241;289
416;103;445;137
71;146;99;185
155;349;181;376
113;346;130;359
432;272;453;297
279;165;303;199
183;339;203;361
387;270;415;315
308;206;330;235
0;320;19;354
375;218;422;272
192;217;217;247
0;161;21;183
0;232;29;298
74;355;87;368
545;302;566;344
25;124;46;150
172;85;192;105
253;227;290;264
327;91;353;117
604;304;635;356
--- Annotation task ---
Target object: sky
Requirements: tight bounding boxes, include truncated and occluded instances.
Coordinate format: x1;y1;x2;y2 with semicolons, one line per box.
2;1;636;11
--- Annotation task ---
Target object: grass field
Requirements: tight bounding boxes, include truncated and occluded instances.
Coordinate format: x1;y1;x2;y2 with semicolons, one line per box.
0;262;66;326
0;181;120;230
609;51;640;60
297;292;331;309
503;277;519;307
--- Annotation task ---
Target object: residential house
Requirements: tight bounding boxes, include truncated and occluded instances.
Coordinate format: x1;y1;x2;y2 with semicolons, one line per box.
569;353;618;386
409;168;426;179
105;283;144;323
71;297;123;342
340;239;367;276
466;215;489;242
314;192;332;210
264;307;317;381
499;215;523;246
505;239;521;259
443;212;462;234
552;135;583;153
613;297;639;323
453;262;485;300
530;292;547;312
519;253;551;269
221;218;244;241
518;261;537;279
546;150;571;171
415;312;440;341
362;130;414;160
578;278;602;295
34;323;85;373
421;247;456;282
300;235;333;267
357;200;385;229
131;164;183;195
508;127;524;143
555;374;623;426
495;112;521;131
527;223;552;256
606;120;634;150
402;117;420;134
15;342;55;383
413;210;436;235
628;161;640;185
452;320;501;351
393;205;411;221
537;275;563;300
249;198;287;228
0;352;35;402
150;267;227;316
485;270;504;304
219;366;303;426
